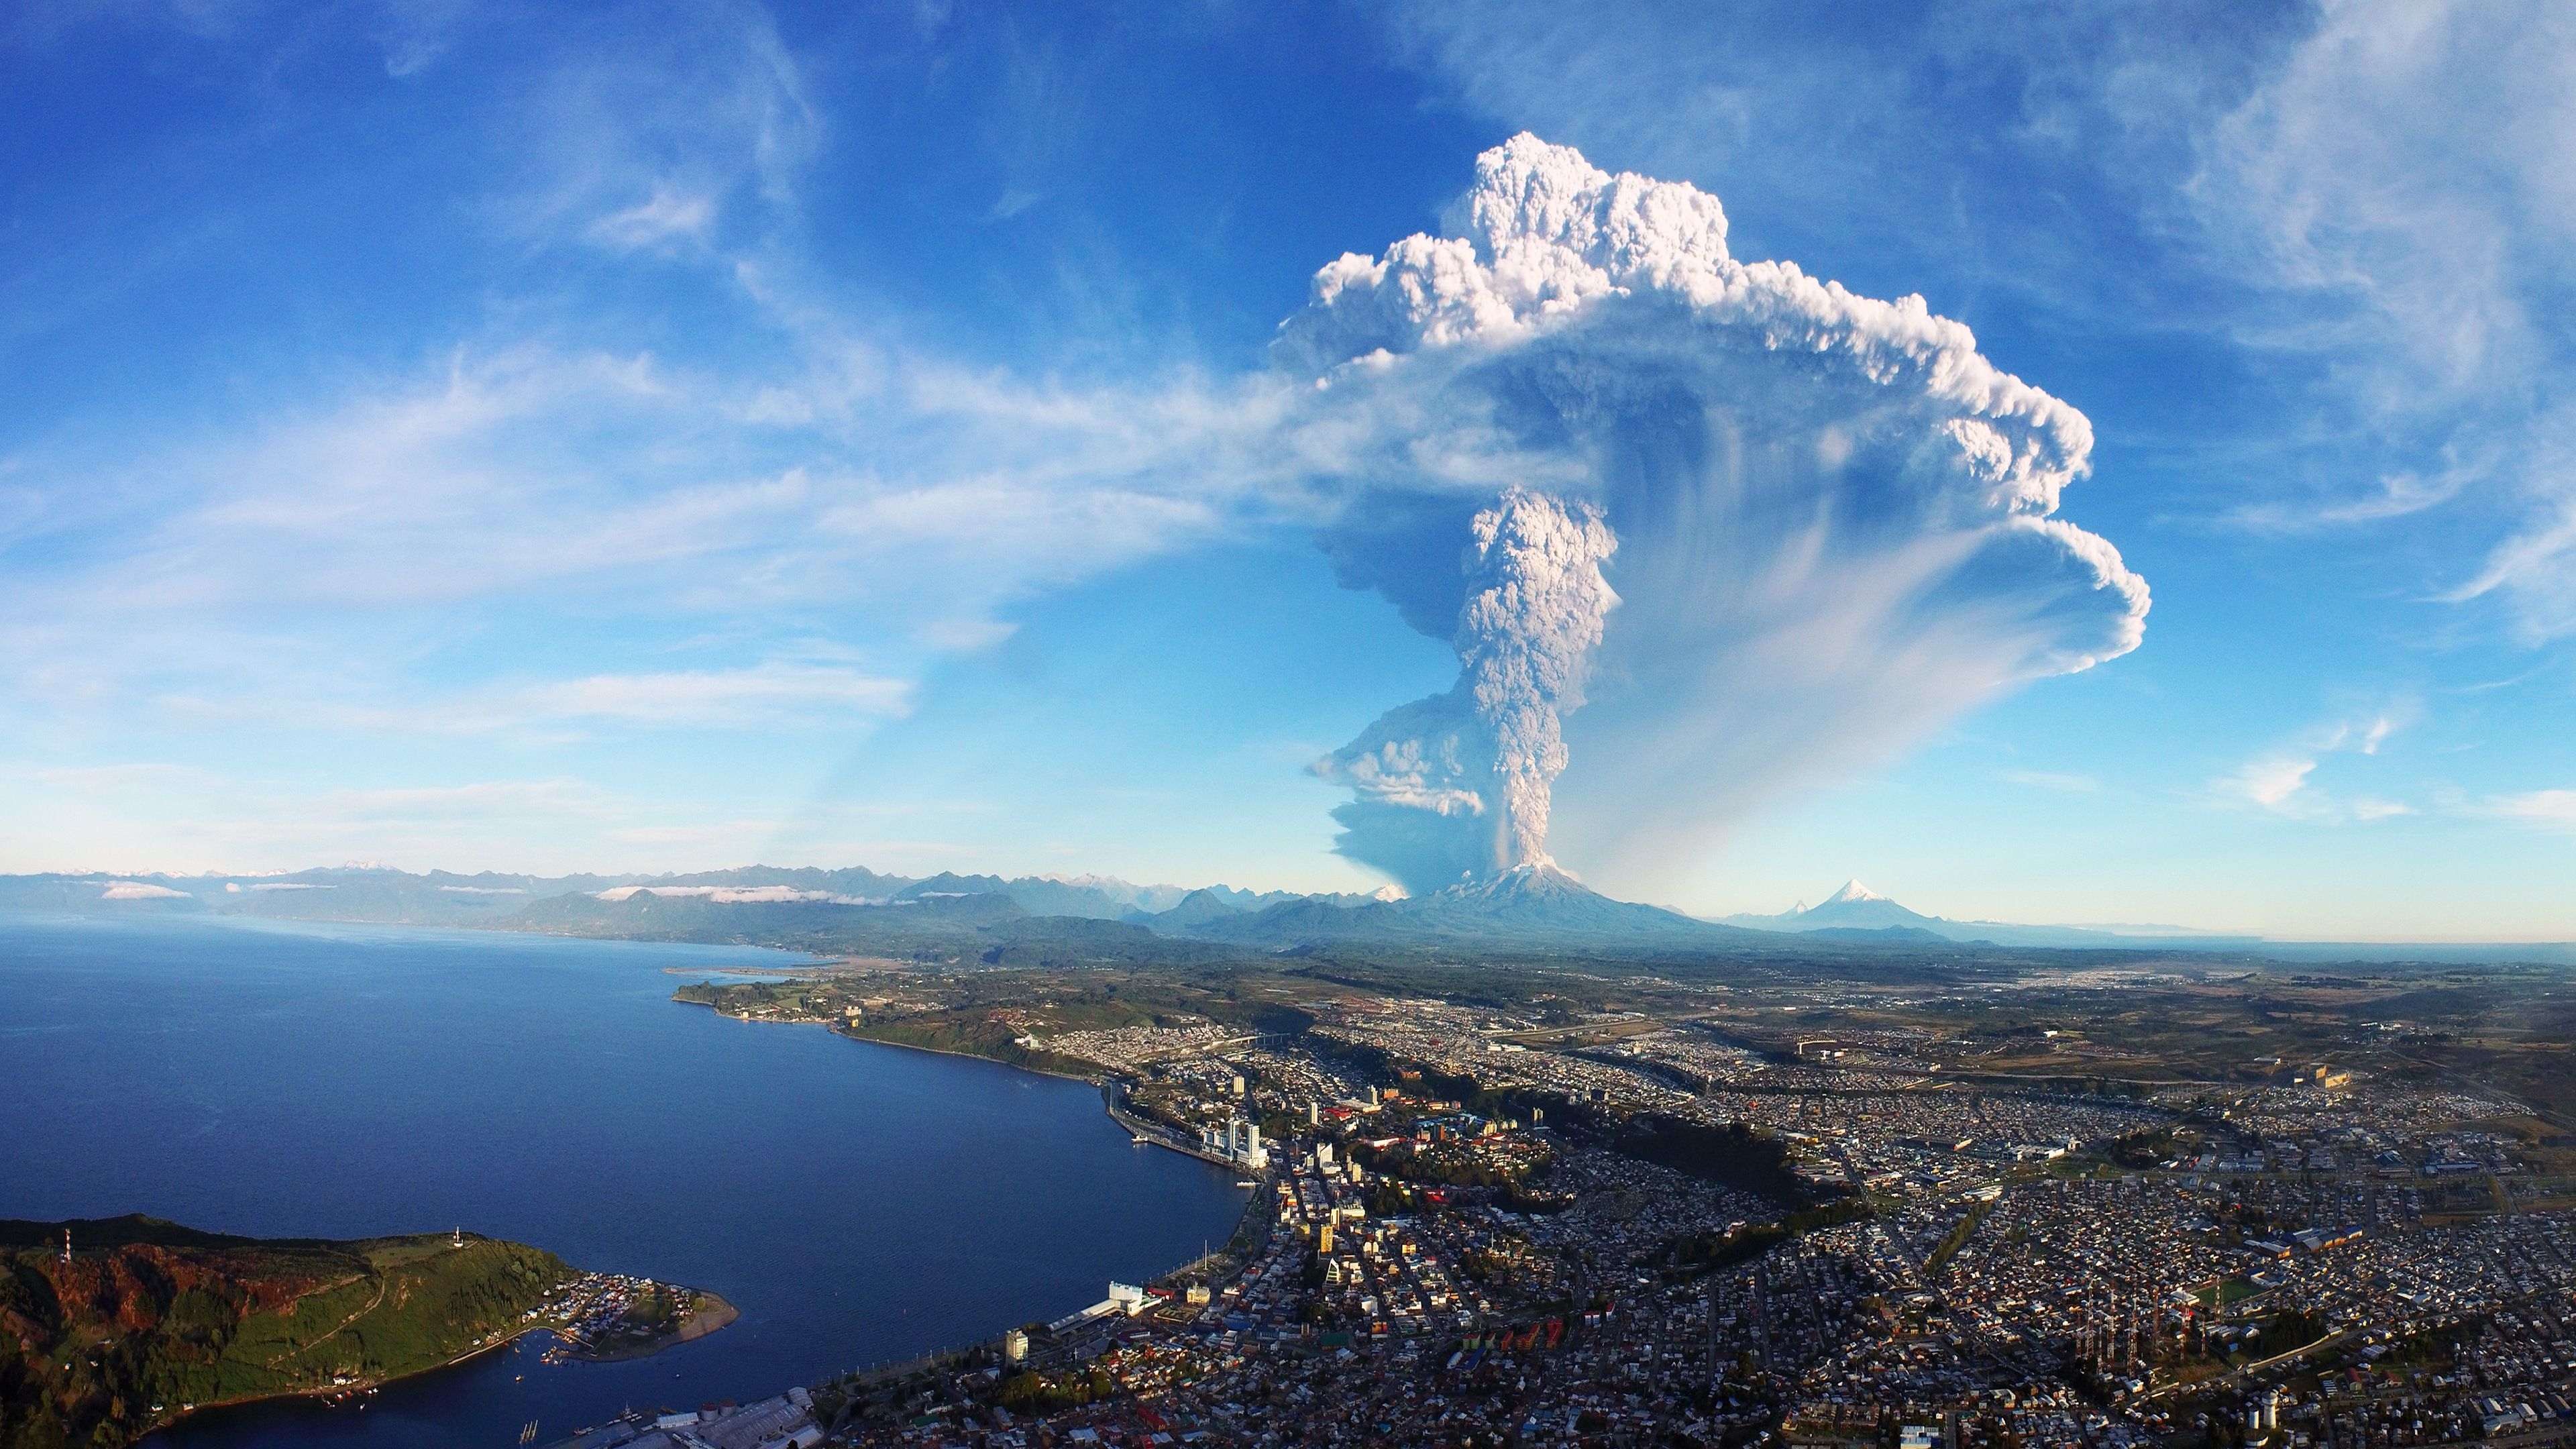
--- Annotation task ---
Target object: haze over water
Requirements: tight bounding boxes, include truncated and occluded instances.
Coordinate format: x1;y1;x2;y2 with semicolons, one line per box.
0;912;1250;1448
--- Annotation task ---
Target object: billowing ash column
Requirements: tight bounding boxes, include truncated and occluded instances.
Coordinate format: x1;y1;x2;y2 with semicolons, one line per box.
1314;490;1615;893
1460;491;1618;871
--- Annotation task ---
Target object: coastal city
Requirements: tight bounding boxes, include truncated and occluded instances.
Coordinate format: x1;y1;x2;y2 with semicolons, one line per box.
19;11;2576;1449
620;961;2576;1449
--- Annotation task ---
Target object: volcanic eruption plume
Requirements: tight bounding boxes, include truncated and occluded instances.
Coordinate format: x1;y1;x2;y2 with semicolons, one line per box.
1318;489;1617;885
1280;135;2150;897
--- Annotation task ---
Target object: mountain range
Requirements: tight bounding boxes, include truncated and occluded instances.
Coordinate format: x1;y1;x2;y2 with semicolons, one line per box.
0;861;1746;955
21;863;2560;962
1717;879;2254;949
1157;863;1756;950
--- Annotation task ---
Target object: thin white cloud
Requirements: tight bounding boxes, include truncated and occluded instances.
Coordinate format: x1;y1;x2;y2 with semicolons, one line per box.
588;185;719;252
915;618;1018;652
2314;704;2414;757
34;762;221;791
2194;0;2576;636
0;761;753;876
506;0;817;257
2484;789;2576;832
2224;756;2316;812
312;780;625;823
2216;701;2422;820
507;661;912;729
988;187;1043;220
68;657;913;741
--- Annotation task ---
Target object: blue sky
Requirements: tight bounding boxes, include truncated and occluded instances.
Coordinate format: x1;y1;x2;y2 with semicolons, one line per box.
3;0;2572;939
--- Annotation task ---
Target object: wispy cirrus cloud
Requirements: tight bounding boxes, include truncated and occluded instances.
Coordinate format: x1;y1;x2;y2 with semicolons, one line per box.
2481;789;2576;832
2195;1;2576;637
0;765;638;874
588;186;720;252
308;779;624;823
2214;702;2420;820
505;0;816;256
502;661;912;730
1379;0;2576;641
127;658;914;742
0;333;1309;746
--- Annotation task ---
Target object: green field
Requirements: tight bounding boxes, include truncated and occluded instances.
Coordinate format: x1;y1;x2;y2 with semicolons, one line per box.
0;1216;572;1449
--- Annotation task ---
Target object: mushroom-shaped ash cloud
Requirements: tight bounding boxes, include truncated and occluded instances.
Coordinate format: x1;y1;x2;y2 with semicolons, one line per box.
1283;135;2148;896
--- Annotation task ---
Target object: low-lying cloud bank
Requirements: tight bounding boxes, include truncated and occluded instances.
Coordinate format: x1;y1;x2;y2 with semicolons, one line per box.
1287;136;2149;894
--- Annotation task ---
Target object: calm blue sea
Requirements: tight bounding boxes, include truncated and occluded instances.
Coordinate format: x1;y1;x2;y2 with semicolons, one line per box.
0;912;1248;1447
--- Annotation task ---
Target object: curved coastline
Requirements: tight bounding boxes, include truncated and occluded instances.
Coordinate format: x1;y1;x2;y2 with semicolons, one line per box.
556;1291;741;1365
828;1022;1102;1085
674;989;1265;1175
11;917;1254;1449
141;1287;745;1446
671;986;1279;1382
150;1321;537;1438
0;1222;733;1449
670;987;1108;1083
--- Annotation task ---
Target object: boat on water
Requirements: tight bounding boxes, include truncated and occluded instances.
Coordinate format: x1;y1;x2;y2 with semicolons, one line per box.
1131;1134;1151;1145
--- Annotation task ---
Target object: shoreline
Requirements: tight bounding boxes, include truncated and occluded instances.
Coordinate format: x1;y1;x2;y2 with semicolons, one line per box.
671;991;1108;1085
140;1283;739;1444
674;993;1279;1395
682;999;1267;1177
826;1174;1275;1399
145;1322;543;1441
828;1021;1103;1085
559;1291;741;1364
700;1002;1262;1175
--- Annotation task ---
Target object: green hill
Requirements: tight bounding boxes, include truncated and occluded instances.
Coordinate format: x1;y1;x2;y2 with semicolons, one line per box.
0;1216;572;1449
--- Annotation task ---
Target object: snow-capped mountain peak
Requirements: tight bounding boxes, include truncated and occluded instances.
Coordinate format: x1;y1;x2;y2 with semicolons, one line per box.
1824;879;1885;905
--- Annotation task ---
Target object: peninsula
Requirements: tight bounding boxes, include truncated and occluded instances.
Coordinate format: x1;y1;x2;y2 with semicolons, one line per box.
0;1216;731;1449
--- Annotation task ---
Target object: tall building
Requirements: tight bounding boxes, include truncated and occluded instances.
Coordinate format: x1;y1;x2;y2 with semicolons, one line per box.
1228;1118;1267;1169
1202;1115;1268;1170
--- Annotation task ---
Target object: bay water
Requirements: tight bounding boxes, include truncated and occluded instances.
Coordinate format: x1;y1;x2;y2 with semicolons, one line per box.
0;912;1248;1447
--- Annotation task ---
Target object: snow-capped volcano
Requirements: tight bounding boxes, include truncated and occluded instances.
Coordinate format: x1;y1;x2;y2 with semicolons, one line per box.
1722;879;2230;948
1159;860;1753;948
1813;879;1886;908
1778;880;1927;931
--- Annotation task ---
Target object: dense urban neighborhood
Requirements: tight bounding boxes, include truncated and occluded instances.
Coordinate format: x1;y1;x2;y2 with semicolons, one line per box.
639;955;2576;1449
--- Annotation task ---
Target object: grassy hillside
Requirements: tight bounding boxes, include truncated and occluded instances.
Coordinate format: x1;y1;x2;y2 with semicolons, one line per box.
0;1216;570;1449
